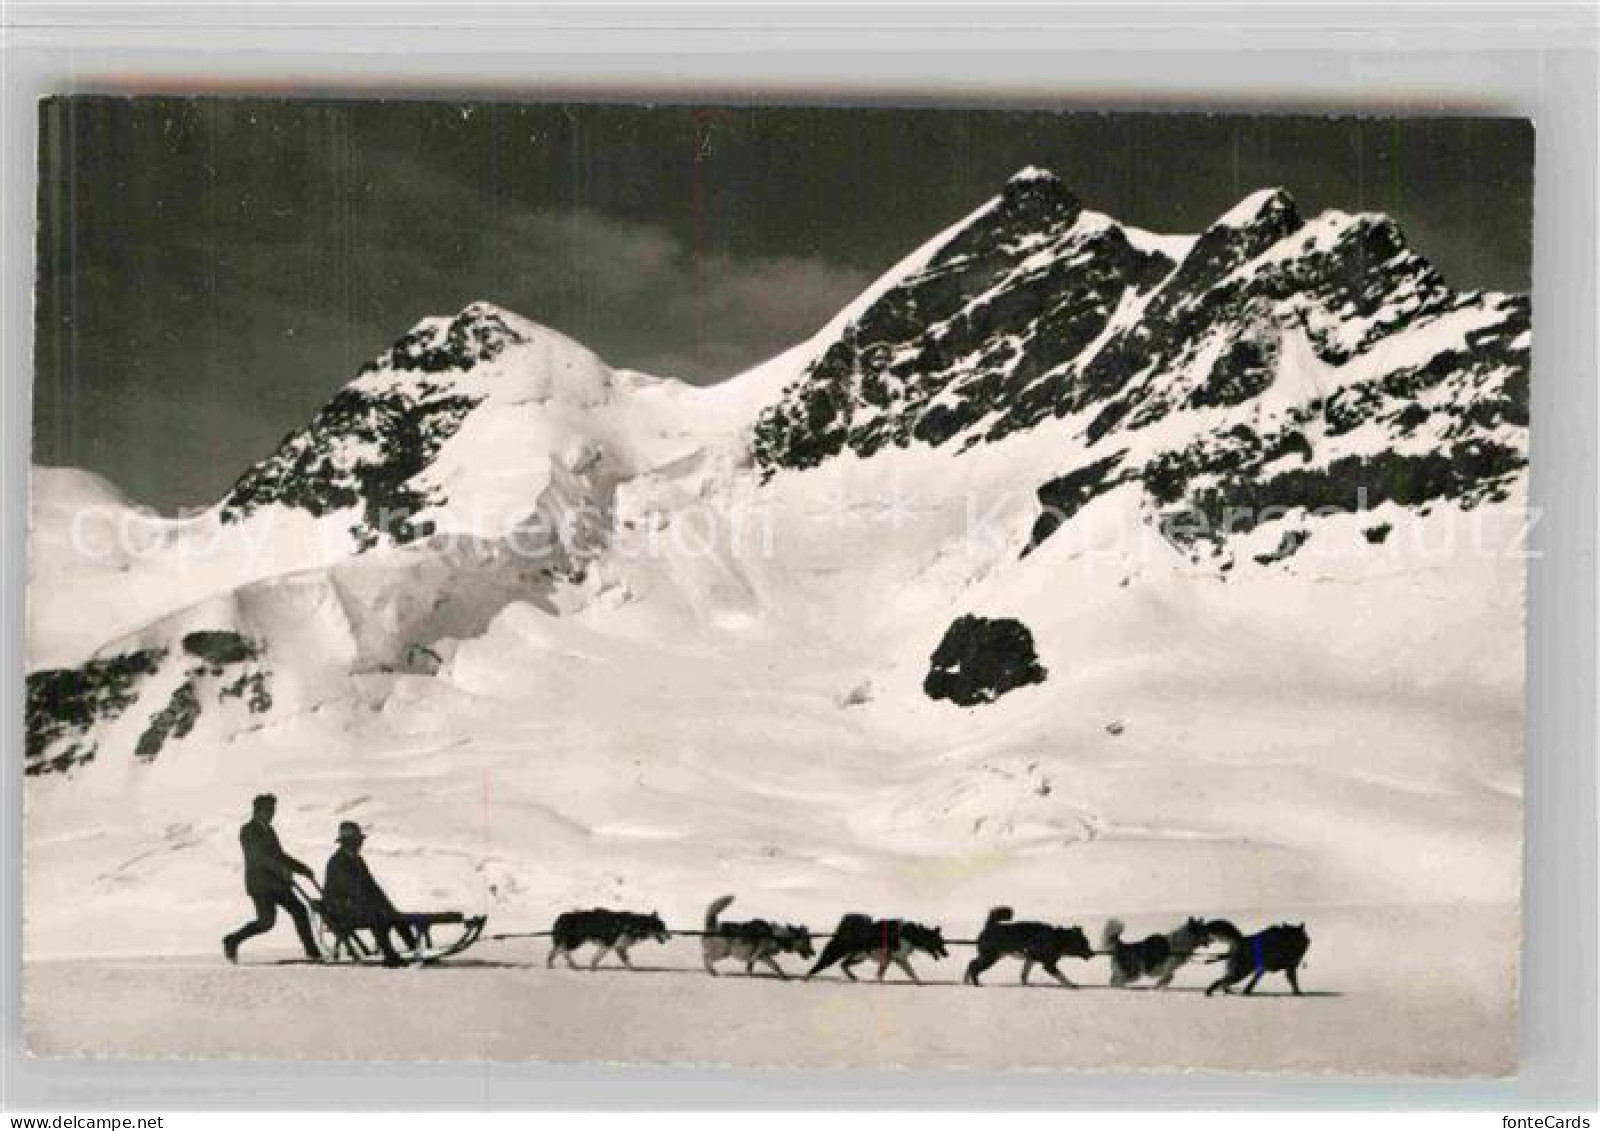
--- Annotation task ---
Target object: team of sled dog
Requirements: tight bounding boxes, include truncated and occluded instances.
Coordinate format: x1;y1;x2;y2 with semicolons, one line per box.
546;896;1312;996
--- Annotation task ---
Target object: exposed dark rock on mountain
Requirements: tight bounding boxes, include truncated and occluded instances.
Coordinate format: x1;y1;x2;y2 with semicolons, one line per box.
752;172;1529;566
27;632;274;776
25;649;165;777
1254;529;1311;566
219;380;478;548
1023;452;1127;557
135;681;201;763
361;302;525;375
1186;441;1524;537
751;169;1176;473
923;615;1048;707
182;630;259;667
217;307;510;548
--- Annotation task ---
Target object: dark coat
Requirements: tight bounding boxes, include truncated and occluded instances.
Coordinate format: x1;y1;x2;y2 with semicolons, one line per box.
239;819;309;897
323;848;399;926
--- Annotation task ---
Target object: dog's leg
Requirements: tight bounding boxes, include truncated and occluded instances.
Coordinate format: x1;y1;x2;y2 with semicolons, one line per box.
840;954;863;982
762;954;788;981
1043;958;1076;989
588;943;613;970
617;940;636;970
564;946;580;970
1020;957;1035;986
805;948;839;981
874;953;891;982
1242;969;1263;995
547;942;561;969
893;955;921;984
1286;967;1303;996
1205;968;1241;996
965;952;995;986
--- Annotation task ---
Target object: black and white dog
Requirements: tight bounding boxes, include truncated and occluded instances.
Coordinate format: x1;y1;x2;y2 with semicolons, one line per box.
964;907;1094;987
1104;916;1215;988
701;894;814;979
547;908;669;970
805;913;949;983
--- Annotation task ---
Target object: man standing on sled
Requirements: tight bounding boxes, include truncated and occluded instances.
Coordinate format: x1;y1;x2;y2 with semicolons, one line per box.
323;821;418;967
222;793;321;963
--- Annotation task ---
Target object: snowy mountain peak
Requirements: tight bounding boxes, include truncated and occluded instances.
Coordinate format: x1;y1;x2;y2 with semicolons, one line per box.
353;299;613;392
1163;188;1304;298
457;298;522;322
1006;164;1059;186
216;292;679;551
996;164;1078;217
1213;186;1299;230
749;169;1527;572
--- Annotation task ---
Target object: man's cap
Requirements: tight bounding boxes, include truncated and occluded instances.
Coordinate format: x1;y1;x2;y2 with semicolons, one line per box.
252;793;277;810
336;821;366;844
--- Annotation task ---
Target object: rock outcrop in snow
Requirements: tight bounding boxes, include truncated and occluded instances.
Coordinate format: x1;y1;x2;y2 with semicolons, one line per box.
923;614;1048;707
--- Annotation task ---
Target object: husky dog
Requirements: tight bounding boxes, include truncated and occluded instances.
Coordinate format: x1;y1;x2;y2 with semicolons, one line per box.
805;913;949;983
1103;919;1174;987
1147;916;1215;988
701;894;814;979
964;907;1094;987
1103;916;1214;989
1202;920;1311;996
547;908;669;970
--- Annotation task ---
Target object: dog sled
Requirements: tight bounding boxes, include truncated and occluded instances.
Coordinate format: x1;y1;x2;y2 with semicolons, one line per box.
295;881;487;965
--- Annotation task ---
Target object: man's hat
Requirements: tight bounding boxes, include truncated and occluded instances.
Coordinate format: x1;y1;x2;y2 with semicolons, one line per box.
252;793;277;810
336;821;365;845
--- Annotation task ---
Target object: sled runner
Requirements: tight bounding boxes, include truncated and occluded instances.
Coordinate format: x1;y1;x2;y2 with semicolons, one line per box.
296;882;487;965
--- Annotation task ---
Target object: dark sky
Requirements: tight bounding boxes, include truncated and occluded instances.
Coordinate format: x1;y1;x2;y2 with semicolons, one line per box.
33;99;1533;511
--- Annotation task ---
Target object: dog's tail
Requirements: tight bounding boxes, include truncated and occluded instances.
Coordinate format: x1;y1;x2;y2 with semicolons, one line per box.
1203;918;1243;949
704;894;736;932
983;906;1015;930
1101;918;1126;948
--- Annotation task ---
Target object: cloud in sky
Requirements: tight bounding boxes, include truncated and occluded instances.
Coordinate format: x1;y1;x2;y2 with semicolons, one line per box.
188;143;873;386
484;206;871;381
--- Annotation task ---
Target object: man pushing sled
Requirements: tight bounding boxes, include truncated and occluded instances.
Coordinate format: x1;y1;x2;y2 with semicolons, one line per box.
223;793;321;963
